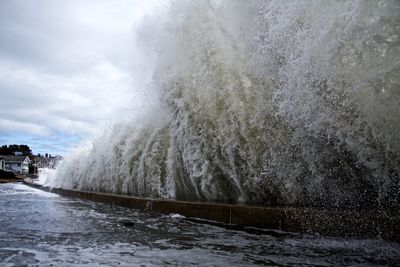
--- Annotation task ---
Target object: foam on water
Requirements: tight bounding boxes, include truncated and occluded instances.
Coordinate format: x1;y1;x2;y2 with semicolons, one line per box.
2;183;59;198
43;0;400;208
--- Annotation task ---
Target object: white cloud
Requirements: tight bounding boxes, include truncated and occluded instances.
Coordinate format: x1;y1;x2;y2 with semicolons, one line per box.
0;118;49;136
0;58;133;136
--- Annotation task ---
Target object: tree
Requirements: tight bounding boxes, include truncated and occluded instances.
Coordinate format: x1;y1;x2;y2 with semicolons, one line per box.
0;144;32;156
17;145;32;156
0;145;12;155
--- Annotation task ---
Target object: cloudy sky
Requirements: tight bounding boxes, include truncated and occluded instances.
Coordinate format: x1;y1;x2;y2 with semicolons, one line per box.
0;0;163;155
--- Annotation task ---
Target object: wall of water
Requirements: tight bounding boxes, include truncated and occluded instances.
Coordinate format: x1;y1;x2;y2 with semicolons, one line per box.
44;0;400;208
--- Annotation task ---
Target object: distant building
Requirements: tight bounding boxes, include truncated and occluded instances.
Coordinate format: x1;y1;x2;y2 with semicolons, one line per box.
0;155;31;174
33;156;61;169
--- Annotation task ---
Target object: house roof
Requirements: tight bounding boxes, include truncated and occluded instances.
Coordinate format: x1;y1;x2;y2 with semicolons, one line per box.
0;155;31;163
34;157;57;163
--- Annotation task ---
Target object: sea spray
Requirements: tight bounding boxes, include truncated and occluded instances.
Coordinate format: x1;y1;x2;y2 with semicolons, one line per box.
43;0;400;208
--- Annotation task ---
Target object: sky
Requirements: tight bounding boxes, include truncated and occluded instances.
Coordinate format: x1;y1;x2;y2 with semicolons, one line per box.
0;0;162;155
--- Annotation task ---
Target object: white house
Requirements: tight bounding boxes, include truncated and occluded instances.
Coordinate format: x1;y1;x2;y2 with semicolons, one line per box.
0;155;31;174
0;157;4;170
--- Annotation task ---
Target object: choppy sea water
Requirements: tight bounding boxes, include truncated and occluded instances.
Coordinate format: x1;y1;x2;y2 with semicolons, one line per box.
0;183;399;266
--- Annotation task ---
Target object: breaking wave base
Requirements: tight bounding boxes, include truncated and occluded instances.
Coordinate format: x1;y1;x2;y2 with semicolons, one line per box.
44;0;400;209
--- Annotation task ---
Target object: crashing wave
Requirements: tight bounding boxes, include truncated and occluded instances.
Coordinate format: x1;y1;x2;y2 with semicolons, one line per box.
44;0;400;209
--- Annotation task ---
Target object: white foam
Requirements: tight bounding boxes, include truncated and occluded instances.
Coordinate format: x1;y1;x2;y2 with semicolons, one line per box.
169;213;185;219
11;183;59;198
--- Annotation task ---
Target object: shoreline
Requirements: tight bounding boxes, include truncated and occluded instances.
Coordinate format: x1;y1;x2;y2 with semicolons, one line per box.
22;179;400;241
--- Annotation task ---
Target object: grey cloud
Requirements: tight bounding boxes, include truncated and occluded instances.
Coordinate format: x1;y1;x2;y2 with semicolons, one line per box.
0;0;161;154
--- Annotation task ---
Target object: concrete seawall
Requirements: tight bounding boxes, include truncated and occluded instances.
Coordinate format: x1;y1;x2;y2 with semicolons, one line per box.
23;180;400;241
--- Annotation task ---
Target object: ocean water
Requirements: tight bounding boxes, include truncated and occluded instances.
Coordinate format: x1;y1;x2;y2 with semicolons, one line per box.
1;183;399;266
42;0;400;209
